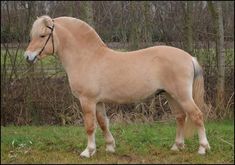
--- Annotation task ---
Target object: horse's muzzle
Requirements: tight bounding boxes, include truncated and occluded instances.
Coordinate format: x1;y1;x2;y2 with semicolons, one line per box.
24;51;38;63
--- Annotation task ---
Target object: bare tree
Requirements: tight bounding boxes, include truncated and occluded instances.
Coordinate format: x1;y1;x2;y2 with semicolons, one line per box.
216;2;225;110
183;1;193;54
208;1;225;111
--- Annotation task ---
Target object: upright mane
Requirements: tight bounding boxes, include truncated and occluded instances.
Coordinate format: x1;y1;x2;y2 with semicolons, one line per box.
54;16;107;48
30;15;106;48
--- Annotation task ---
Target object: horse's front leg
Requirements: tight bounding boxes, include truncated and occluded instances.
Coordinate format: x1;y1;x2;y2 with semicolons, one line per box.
79;97;97;158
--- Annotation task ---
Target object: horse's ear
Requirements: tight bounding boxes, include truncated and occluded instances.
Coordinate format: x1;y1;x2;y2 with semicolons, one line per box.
43;16;53;28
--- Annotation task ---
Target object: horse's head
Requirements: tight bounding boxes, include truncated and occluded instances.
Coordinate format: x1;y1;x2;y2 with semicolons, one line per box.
24;15;58;63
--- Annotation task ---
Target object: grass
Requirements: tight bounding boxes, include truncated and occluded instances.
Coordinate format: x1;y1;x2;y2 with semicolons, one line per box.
1;120;234;164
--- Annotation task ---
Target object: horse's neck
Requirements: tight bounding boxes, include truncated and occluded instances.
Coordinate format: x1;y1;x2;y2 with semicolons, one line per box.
56;22;107;75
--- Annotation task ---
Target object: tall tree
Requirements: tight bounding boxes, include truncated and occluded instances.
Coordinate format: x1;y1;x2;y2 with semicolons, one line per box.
216;2;225;110
183;1;193;54
142;1;153;44
129;1;141;50
208;1;225;111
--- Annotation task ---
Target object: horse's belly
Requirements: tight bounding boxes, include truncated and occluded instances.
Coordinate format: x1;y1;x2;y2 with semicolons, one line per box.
98;56;164;104
100;80;160;104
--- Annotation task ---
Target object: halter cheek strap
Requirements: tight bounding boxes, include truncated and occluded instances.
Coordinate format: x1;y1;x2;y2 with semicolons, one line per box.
33;20;55;62
46;24;55;54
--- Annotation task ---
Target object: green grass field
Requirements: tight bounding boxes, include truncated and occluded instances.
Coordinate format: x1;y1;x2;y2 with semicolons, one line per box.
1;120;234;164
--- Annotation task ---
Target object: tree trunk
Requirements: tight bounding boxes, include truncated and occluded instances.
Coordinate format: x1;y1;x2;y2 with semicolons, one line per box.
208;1;225;113
129;1;140;50
183;1;193;54
143;1;153;45
120;2;127;43
216;2;225;111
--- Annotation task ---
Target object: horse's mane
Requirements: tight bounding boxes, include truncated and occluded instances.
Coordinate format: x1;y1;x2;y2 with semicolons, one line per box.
59;16;106;47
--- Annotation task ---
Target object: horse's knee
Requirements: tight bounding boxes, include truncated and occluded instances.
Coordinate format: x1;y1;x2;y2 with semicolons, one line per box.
86;125;95;135
79;97;97;157
176;113;186;126
84;120;96;135
84;112;96;135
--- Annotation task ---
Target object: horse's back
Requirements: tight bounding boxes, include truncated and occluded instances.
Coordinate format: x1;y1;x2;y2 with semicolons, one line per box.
127;45;192;60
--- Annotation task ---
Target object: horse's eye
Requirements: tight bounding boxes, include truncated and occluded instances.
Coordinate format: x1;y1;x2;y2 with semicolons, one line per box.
40;35;46;38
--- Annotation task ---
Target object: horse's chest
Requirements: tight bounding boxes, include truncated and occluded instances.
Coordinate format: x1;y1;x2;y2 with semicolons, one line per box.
68;75;99;99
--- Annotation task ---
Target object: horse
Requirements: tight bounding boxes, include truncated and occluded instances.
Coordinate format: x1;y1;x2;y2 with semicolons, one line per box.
24;15;210;158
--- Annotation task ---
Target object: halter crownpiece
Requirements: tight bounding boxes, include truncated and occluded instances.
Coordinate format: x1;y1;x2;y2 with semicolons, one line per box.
32;19;55;63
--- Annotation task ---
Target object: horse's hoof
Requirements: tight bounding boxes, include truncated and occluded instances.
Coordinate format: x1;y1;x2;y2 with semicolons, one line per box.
198;143;210;155
106;144;115;153
170;144;179;151
80;148;96;158
198;146;206;155
171;143;184;151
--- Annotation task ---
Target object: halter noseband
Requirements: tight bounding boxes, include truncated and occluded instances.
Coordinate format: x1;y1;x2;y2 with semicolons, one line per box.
33;20;55;62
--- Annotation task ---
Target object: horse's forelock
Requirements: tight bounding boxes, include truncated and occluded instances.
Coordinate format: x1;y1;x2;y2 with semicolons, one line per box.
30;15;53;38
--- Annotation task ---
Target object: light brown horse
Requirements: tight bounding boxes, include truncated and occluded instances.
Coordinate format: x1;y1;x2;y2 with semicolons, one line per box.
24;15;210;158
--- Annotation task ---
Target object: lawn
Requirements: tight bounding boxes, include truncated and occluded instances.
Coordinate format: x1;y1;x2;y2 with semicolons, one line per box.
1;120;234;164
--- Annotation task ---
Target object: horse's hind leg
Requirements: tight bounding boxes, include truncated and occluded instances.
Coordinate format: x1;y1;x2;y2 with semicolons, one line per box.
166;94;186;151
177;98;210;154
96;102;115;153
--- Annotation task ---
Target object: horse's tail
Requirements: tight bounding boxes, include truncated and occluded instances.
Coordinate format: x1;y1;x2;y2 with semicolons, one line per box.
192;57;207;115
184;57;208;138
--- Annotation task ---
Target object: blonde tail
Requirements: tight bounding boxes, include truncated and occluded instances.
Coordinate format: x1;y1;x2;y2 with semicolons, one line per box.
184;57;208;138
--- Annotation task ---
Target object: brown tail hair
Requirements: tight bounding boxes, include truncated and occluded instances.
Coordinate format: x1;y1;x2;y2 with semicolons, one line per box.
184;57;208;138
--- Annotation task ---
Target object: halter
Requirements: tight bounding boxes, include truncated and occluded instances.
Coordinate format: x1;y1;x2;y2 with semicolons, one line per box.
32;20;55;62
